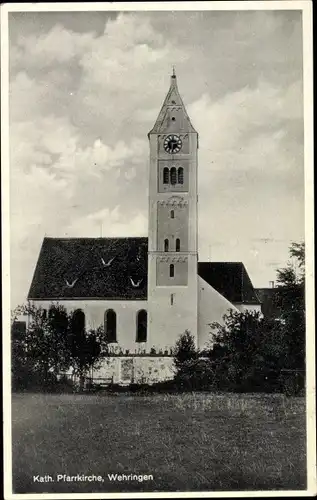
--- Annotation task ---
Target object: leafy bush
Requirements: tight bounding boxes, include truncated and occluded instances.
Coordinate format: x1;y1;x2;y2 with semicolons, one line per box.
174;358;215;391
173;331;215;391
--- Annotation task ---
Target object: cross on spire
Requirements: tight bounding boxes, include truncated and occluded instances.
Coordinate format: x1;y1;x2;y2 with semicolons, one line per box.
172;65;176;78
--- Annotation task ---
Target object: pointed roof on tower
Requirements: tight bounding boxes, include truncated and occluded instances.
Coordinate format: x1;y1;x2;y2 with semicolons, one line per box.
148;70;197;135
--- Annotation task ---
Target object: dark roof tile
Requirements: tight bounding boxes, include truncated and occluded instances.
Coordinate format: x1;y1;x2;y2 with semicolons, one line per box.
198;262;261;305
28;238;260;305
28;237;148;300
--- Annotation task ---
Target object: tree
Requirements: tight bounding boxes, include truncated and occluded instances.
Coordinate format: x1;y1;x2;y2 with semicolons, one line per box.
209;310;285;392
11;303;109;391
67;320;108;390
11;303;72;388
275;241;305;371
173;330;198;371
276;242;305;287
172;331;215;391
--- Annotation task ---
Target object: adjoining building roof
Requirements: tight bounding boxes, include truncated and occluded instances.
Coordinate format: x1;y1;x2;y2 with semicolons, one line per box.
255;288;284;319
198;262;261;305
28;237;148;300
29;238;260;305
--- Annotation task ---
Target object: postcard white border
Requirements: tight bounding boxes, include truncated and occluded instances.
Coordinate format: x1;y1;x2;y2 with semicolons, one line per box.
1;1;315;499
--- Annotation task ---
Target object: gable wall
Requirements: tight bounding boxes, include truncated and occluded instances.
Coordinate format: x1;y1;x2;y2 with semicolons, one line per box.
198;276;239;350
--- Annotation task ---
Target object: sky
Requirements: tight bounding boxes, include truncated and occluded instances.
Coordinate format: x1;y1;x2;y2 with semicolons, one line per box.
8;8;305;309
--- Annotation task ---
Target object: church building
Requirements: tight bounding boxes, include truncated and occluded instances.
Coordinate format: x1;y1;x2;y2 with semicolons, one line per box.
28;72;261;384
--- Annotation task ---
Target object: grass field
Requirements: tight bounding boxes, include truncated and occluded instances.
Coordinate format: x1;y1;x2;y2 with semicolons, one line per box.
11;392;306;493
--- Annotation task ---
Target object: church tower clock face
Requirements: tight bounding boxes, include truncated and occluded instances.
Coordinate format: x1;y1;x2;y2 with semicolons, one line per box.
164;134;182;154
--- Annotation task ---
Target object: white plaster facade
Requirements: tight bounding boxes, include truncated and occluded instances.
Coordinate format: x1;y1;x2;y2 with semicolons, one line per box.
29;299;150;353
197;277;239;350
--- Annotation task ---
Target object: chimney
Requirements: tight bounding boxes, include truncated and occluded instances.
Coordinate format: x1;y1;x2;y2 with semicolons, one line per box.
269;281;275;288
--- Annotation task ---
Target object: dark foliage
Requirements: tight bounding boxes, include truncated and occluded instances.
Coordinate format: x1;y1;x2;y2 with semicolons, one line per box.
11;303;108;392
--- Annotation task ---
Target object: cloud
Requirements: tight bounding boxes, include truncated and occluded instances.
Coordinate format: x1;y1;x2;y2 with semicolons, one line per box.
11;24;96;70
66;206;148;238
8;10;304;307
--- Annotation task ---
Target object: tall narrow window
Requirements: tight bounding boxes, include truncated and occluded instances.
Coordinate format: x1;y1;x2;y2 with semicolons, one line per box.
163;167;169;184
170;264;175;278
164;238;169;252
105;309;117;343
178;167;184;184
136;310;147;342
171;293;174;305
176;238;180;252
170;167;177;185
170;210;174;219
71;309;85;334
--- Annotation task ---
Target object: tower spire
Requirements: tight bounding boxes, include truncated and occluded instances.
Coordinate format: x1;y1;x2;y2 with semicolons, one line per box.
148;70;197;135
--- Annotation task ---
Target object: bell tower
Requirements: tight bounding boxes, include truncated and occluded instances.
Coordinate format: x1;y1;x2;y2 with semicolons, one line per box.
147;71;198;351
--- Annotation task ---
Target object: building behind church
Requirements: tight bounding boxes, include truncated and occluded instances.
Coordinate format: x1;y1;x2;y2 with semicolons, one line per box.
27;72;261;384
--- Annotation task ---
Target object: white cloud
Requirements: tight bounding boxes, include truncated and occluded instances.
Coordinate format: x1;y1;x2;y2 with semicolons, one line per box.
11;24;96;69
66;206;148;238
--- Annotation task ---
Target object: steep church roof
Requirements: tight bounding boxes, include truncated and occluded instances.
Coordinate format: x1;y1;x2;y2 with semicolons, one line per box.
148;71;197;135
28;238;260;305
28;237;148;300
198;262;261;305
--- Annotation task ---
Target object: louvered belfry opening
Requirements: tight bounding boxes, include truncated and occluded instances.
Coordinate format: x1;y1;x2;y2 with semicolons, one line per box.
170;167;177;185
163;167;169;184
178;167;184;184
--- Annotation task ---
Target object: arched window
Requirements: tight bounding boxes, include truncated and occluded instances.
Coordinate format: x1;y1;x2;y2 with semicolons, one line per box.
170;167;177;185
178;167;184;184
176;238;180;252
71;309;85;334
163;167;169;184
105;309;117;343
170;210;174;219
136;310;147;342
164;238;169;252
170;264;175;278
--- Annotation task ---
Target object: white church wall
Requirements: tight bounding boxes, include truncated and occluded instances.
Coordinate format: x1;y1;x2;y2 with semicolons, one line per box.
197;277;239;351
147;253;198;350
29;299;148;353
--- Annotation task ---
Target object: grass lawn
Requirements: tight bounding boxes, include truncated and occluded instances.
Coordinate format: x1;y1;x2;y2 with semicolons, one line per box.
11;392;306;493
